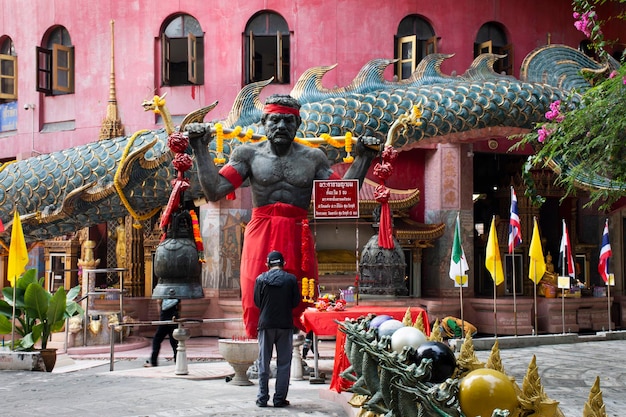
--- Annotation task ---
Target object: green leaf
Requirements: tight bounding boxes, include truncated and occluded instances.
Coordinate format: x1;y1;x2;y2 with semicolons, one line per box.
66;285;81;301
48;288;67;327
16;269;38;290
0;299;14;319
0;314;12;334
20;331;36;350
24;283;49;322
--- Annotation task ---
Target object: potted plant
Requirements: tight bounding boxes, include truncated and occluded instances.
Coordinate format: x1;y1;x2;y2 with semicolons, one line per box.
0;269;83;371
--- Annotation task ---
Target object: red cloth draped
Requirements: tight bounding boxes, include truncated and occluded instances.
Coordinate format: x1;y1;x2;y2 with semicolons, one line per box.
374;184;393;249
159;176;190;229
240;203;318;338
378;200;393;248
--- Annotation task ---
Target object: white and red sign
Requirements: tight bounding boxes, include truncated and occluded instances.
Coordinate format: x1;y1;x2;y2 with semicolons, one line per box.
313;180;359;219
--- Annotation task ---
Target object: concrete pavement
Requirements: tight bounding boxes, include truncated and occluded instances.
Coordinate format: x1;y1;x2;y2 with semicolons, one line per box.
2;333;626;416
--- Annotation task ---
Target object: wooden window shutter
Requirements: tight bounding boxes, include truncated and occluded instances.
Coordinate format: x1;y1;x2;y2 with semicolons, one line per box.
479;40;492;54
52;44;74;93
0;54;17;99
187;33;204;85
36;46;52;95
396;35;416;80
248;30;255;82
276;31;283;83
161;33;171;85
426;36;438;55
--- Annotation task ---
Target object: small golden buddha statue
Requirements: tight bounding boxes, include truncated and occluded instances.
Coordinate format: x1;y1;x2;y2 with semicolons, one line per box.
539;252;558;297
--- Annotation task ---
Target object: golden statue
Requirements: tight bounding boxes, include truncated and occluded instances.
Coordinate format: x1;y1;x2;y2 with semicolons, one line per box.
109;217;127;268
77;239;101;269
539;252;558;297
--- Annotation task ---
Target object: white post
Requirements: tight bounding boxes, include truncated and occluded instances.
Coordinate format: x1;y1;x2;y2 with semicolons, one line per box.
291;333;304;381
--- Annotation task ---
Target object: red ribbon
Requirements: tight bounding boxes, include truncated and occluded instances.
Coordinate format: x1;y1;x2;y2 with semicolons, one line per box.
263;104;300;116
374;145;397;250
301;219;311;271
159;175;190;230
374;185;393;249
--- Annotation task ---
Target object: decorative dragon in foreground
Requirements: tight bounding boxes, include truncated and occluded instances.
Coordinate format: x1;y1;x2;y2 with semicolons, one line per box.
339;312;606;417
0;44;610;244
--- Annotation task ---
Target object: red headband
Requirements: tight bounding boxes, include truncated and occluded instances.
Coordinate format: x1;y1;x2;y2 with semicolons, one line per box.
263;104;300;116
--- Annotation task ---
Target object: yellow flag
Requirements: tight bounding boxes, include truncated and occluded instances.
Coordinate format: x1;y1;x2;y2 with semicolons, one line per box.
7;210;28;287
485;217;504;285
528;217;546;284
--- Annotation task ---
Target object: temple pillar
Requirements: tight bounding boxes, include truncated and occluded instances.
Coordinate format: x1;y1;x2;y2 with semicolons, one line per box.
422;143;474;297
197;187;251;297
195;188;251;336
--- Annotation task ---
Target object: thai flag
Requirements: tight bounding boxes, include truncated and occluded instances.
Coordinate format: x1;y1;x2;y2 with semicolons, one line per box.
598;219;612;283
558;220;575;278
508;187;522;253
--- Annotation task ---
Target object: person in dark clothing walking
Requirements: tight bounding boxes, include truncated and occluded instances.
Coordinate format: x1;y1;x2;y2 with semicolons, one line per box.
145;298;180;367
253;251;301;408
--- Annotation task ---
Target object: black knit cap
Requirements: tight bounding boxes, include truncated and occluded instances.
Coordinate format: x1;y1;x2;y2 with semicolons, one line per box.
267;250;284;266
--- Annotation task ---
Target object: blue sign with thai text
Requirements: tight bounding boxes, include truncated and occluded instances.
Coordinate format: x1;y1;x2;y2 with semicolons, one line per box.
0;101;18;132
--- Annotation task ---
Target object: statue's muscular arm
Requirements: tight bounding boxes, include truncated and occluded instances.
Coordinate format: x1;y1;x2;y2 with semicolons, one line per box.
188;125;252;201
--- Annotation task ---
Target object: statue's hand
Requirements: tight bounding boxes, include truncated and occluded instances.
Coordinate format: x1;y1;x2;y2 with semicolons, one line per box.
185;123;214;149
355;135;382;158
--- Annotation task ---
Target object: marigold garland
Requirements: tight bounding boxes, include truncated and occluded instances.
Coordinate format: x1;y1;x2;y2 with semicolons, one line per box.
343;131;354;163
308;277;316;303
189;210;205;263
213;123;226;165
209;125;360;163
320;133;343;148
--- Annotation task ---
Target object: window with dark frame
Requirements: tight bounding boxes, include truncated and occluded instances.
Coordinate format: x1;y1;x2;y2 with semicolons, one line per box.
244;12;290;85
0;37;17;101
160;14;204;87
474;22;513;75
394;15;437;80
36;26;74;95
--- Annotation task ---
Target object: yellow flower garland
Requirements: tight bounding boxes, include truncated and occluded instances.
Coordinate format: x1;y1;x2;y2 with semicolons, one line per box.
343;132;354;163
210;125;355;164
213;123;226;165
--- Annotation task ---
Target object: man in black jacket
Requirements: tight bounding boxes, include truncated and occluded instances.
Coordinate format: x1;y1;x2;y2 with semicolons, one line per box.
253;251;300;408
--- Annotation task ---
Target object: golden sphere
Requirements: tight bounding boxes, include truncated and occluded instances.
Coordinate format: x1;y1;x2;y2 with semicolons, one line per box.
459;368;518;417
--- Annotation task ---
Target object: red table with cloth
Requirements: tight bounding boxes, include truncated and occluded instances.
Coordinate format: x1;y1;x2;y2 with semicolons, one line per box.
300;305;430;392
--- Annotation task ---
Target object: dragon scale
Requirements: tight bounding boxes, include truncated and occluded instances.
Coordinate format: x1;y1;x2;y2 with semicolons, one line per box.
0;45;602;243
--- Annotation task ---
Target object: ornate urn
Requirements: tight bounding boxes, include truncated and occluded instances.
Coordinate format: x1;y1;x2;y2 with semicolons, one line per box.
218;338;259;386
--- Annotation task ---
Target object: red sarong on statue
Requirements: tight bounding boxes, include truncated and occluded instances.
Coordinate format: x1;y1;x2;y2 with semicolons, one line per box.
241;202;318;338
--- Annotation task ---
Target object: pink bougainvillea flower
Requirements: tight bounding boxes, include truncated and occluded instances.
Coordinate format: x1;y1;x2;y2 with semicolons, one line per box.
574;11;593;37
609;70;618;79
545;100;564;123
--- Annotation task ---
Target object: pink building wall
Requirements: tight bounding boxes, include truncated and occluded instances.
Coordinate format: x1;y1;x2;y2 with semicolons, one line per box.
0;0;605;160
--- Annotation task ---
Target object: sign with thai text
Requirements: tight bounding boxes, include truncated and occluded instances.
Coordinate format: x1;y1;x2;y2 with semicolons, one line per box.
313;179;359;219
0;101;18;132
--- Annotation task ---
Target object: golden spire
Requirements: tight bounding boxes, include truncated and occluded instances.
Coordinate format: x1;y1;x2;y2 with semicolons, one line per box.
100;20;125;140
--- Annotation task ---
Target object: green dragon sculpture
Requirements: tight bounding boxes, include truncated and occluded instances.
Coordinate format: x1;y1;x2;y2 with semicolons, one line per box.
0;44;605;243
